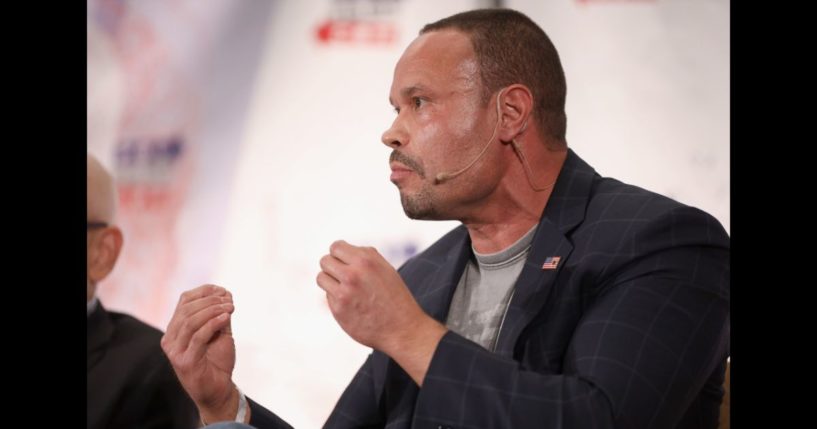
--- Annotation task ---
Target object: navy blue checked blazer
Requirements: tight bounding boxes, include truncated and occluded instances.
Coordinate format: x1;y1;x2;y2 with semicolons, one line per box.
248;149;730;429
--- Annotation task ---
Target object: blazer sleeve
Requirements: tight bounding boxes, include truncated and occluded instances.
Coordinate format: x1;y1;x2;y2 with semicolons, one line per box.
323;353;386;428
412;206;730;429
247;397;295;429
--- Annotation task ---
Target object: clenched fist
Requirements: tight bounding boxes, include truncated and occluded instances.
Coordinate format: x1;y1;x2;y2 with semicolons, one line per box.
317;240;447;385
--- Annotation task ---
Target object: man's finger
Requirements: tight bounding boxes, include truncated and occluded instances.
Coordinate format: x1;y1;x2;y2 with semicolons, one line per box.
188;312;232;364
329;240;360;264
174;302;235;353
316;271;341;298
319;254;348;283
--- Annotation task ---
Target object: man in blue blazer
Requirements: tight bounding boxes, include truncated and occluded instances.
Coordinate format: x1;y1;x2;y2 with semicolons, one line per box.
162;9;729;429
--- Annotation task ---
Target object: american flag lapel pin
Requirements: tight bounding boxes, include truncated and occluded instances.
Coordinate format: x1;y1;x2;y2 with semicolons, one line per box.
541;256;561;270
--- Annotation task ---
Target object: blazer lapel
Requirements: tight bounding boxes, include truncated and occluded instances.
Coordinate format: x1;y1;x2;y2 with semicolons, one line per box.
493;149;597;359
414;227;472;324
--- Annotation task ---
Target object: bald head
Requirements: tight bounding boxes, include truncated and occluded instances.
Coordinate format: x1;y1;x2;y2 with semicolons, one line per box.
87;154;124;301
87;154;117;224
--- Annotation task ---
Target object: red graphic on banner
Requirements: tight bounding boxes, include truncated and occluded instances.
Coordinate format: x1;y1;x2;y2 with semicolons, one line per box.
576;0;657;3
315;19;397;46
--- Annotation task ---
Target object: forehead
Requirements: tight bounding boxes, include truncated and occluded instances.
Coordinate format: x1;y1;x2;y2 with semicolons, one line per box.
390;30;479;97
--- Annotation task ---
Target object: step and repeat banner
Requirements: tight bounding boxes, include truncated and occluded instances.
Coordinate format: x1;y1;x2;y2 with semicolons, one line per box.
88;1;728;427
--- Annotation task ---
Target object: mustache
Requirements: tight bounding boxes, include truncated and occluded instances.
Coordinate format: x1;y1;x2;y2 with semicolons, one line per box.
389;150;426;178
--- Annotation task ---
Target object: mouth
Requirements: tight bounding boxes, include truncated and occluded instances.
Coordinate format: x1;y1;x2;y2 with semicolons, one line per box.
390;162;414;183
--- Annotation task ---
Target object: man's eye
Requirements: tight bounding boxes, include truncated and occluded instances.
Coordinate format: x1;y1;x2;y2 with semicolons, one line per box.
412;97;425;108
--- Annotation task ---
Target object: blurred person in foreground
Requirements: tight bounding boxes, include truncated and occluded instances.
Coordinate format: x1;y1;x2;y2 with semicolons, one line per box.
87;153;199;429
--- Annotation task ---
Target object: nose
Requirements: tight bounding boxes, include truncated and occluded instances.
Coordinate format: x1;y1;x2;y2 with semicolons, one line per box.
381;115;407;149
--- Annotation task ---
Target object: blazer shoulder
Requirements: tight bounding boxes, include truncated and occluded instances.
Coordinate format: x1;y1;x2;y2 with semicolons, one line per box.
108;311;164;341
104;311;168;365
584;176;728;240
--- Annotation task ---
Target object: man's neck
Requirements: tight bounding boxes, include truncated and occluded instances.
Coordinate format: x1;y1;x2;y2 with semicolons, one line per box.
465;218;541;254
463;148;566;253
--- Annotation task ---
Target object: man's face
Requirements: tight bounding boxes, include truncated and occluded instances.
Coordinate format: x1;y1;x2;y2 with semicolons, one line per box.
383;30;503;220
87;174;110;302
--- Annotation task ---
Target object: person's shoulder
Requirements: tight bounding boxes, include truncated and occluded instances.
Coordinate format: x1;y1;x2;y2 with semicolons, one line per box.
103;309;180;377
588;176;725;233
577;175;730;258
591;177;681;217
108;310;163;336
559;149;725;235
106;310;166;351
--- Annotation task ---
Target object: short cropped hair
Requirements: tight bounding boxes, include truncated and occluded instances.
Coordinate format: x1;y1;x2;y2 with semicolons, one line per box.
422;9;567;144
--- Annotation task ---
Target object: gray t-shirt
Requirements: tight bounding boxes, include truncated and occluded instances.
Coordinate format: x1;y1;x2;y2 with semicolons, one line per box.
445;225;537;351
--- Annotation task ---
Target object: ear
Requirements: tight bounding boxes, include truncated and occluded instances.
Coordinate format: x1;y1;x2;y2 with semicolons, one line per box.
497;84;534;143
88;226;124;283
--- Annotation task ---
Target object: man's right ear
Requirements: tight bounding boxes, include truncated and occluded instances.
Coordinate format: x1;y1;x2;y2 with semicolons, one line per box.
88;227;124;282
